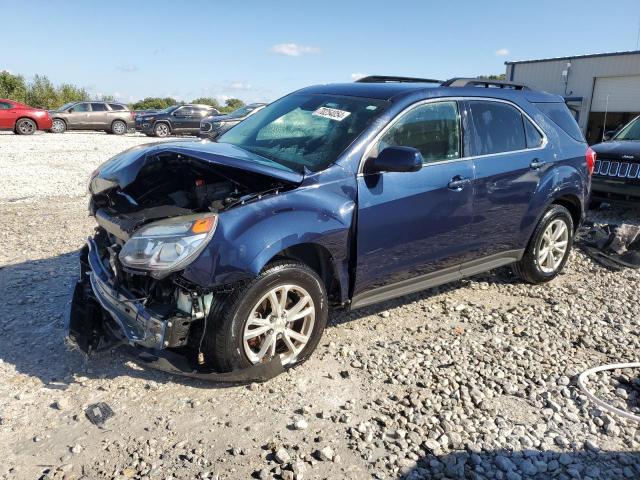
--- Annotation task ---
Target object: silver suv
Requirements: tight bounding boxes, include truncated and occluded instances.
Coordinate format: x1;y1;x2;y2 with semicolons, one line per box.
49;101;135;134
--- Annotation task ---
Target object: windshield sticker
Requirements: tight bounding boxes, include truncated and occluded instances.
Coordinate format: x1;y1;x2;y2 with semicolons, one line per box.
313;106;351;122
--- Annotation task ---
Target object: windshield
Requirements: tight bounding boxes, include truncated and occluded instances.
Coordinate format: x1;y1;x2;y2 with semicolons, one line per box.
54;102;77;112
226;105;259;119
157;105;179;114
218;94;388;172
614;116;640;141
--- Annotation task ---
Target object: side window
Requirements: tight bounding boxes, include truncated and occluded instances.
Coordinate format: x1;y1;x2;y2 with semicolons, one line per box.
524;117;544;148
376;101;460;163
108;103;125;111
71;103;90;112
0;102;13;109
175;107;194;116
468;101;526;155
91;103;107;112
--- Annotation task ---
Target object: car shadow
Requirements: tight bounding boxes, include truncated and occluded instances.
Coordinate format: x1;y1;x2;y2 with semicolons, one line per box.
1;249;519;390
396;448;640;479
1;251;247;390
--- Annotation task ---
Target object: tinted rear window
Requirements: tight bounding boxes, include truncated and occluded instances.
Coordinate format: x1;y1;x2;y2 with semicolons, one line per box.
91;103;107;112
534;102;584;142
109;103;126;111
468;100;526;155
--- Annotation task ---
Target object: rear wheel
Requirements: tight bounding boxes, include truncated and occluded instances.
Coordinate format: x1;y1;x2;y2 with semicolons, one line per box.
51;118;66;133
111;120;127;135
513;204;574;284
15;118;36;135
203;261;328;372
154;122;170;137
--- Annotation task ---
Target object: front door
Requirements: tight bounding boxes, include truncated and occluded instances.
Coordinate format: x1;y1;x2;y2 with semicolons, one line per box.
172;106;195;132
0;101;15;129
463;99;550;260
66;102;91;129
353;100;475;306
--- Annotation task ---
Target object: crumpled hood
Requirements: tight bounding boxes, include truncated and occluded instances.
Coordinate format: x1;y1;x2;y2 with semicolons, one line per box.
592;141;640;162
89;140;303;194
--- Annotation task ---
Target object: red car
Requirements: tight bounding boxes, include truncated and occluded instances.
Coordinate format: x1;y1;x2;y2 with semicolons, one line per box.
0;99;53;135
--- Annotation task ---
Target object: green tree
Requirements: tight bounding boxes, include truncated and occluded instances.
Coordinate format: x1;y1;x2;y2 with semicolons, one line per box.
131;97;179;110
191;97;223;111
222;98;245;113
26;74;59;109
57;83;89;105
0;71;28;103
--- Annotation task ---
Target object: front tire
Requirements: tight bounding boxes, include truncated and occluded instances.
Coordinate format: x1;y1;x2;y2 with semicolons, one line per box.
203;261;328;373
15;118;36;135
513;204;574;284
50;118;66;133
154;122;170;137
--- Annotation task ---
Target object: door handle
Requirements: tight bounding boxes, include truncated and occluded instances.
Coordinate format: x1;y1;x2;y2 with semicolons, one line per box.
448;176;471;190
530;159;545;169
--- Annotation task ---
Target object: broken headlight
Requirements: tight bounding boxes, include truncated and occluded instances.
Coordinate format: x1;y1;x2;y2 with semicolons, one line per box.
119;214;217;277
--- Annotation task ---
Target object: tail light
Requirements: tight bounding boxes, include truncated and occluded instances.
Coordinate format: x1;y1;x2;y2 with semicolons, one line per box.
130;111;135;119
586;147;596;175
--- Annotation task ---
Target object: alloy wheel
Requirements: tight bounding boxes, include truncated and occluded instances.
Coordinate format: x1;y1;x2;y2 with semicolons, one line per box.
155;123;169;137
537;218;569;273
112;121;126;134
52;119;65;133
243;284;315;366
17;120;35;134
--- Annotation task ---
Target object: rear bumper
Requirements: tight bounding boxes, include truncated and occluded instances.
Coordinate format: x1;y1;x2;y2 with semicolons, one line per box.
65;240;283;382
591;177;640;205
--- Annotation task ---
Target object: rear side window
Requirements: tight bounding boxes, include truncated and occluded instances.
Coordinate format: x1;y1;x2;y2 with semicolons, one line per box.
0;102;13;109
468;101;526;155
109;103;126;111
91;103;107;112
524;118;544;148
534;102;584;142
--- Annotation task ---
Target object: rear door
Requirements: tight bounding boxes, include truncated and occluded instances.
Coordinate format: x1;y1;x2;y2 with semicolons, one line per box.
0;101;15;129
67;102;91;129
353;100;476;304
90;103;109;128
464;98;551;260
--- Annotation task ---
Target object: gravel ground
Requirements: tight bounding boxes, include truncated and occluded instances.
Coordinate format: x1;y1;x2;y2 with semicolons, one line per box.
1;132;640;480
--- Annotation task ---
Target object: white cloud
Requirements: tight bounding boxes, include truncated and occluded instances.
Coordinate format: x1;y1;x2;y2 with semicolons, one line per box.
269;43;320;57
351;73;368;81
228;81;252;91
116;64;139;72
495;48;510;57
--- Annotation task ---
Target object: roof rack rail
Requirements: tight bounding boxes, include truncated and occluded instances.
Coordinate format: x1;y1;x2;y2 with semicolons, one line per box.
441;77;529;90
355;75;443;84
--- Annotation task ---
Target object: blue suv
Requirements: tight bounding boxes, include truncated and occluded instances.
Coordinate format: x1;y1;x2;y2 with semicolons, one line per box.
68;77;593;380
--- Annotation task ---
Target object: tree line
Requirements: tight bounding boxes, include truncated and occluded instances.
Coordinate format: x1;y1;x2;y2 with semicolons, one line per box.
0;71;245;112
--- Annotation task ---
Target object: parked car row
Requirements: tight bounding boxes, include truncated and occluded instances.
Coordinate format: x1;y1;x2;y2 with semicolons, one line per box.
0;99;264;138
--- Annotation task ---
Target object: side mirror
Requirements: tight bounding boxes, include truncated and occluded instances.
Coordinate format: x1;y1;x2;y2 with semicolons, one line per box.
367;146;423;173
68;108;75;113
603;131;614;141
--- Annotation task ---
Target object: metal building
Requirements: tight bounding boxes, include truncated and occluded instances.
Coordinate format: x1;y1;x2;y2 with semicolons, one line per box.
505;51;640;144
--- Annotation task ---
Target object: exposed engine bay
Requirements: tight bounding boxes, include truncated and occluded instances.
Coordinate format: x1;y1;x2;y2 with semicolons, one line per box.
68;150;296;373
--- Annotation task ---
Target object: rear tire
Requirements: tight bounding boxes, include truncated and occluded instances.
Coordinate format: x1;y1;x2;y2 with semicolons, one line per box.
111;120;127;135
50;118;66;133
202;261;328;373
15;118;36;135
513;204;574;284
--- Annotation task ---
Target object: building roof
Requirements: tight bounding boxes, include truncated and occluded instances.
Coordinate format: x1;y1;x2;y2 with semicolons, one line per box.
505;50;640;65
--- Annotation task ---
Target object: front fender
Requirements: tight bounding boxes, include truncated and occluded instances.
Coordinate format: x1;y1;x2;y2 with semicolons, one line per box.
182;166;356;298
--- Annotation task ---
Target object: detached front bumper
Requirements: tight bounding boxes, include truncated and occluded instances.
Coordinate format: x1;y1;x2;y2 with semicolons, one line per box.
65;239;283;382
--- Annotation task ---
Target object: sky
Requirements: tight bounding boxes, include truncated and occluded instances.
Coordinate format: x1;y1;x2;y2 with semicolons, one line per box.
3;0;640;104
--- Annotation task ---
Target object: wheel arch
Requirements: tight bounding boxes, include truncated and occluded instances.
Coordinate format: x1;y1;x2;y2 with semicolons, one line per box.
153;120;171;132
15;116;37;130
268;242;342;305
550;193;582;232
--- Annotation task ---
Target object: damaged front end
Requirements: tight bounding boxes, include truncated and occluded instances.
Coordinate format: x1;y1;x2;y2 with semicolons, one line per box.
66;142;301;381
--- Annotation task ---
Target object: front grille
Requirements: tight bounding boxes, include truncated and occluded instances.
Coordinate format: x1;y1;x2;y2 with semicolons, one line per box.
594;159;640;179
